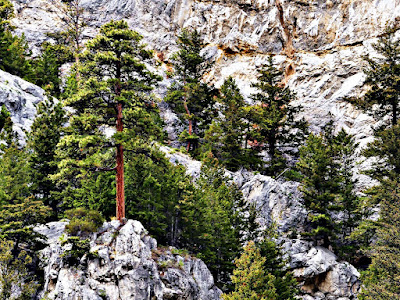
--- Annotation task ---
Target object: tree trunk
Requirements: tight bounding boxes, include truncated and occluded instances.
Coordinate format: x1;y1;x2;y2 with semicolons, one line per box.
116;102;125;222
183;100;193;151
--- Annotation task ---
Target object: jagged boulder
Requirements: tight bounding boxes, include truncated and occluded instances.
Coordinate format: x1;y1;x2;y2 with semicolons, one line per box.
289;246;360;300
0;69;46;140
35;220;222;300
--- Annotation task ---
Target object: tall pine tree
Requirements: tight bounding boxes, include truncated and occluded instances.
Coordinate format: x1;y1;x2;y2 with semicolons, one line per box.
165;28;216;152
55;20;161;221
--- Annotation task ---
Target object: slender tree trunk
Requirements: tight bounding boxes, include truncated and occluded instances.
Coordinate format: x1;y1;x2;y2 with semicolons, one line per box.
184;99;193;151
116;102;125;221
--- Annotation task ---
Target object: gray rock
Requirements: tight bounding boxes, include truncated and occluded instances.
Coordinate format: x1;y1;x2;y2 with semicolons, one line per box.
0;69;46;142
38;220;221;300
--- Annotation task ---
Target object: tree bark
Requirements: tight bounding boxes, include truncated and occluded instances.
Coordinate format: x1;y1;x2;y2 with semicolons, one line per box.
116;102;125;221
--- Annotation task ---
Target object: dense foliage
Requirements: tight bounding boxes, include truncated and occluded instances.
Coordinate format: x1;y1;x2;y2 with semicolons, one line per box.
296;124;362;251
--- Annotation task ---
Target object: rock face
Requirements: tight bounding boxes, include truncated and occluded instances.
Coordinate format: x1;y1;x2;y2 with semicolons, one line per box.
35;220;221;300
0;69;46;140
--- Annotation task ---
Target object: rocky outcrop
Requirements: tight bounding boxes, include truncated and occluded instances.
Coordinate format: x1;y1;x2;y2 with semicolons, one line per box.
35;220;221;300
0;69;46;140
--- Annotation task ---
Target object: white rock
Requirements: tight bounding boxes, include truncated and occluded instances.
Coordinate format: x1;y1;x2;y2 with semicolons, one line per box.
38;220;221;300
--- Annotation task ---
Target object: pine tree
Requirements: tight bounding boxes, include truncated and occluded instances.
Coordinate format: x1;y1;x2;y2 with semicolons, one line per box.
0;0;33;80
297;125;362;248
363;123;400;182
31;46;64;97
349;25;400;127
205;77;258;171
334;129;363;258
296;126;340;247
359;178;400;299
55;20;161;221
0;105;10;134
222;241;277;300
180;156;257;289
50;0;86;82
250;56;307;176
0;111;30;206
258;238;298;300
165;28;216;152
125;149;190;246
28;98;66;216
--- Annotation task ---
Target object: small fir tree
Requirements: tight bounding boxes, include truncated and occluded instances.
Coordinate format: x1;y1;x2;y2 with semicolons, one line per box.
180;155;258;289
258;237;298;300
250;56;307;176
0;239;39;300
296;125;362;248
334;129;363;258
0;0;33;80
222;241;277;300
125;149;190;246
363;122;400;182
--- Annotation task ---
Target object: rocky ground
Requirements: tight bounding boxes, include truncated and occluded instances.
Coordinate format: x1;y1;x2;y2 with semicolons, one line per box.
35;220;222;300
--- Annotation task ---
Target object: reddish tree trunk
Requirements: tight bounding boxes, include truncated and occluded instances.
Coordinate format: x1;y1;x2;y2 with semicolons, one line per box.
183;100;193;151
116;102;125;221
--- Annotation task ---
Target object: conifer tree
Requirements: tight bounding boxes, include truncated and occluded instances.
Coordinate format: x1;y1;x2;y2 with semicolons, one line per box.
334;129;363;257
297;125;362;248
51;0;86;81
28;98;66;216
258;238;298;300
180;155;257;289
349;25;400;127
32;46;65;97
222;241;277;300
363;122;400;182
205;77;258;171
0;0;32;79
55;20;161;221
0;109;30;205
250;56;307;176
296;128;340;247
125;149;190;246
0;105;10;134
359;178;400;299
165;28;216;152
